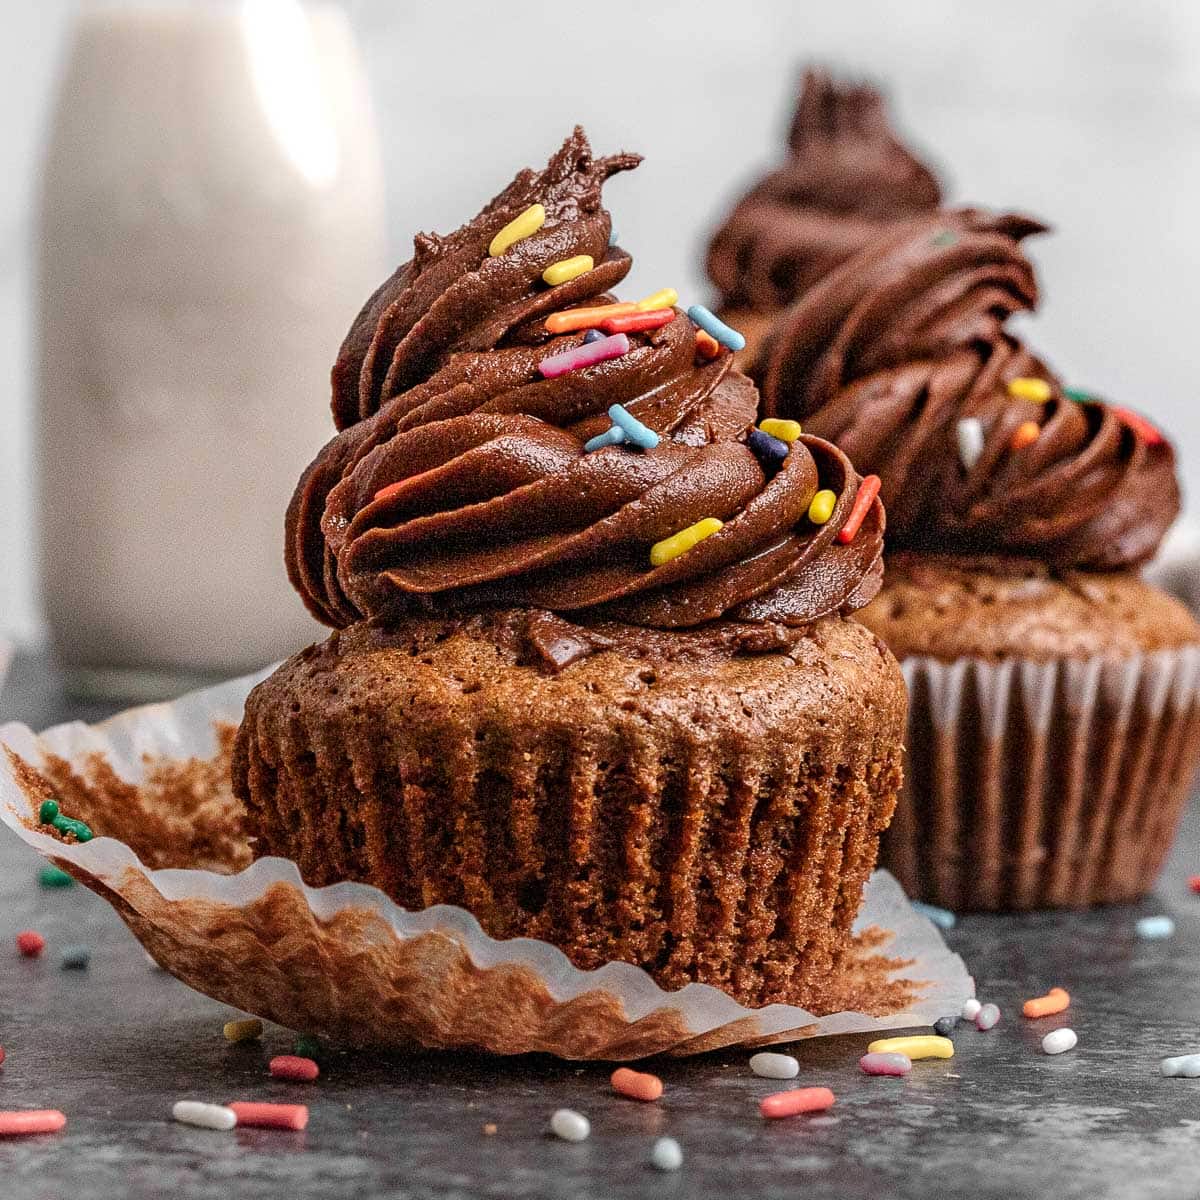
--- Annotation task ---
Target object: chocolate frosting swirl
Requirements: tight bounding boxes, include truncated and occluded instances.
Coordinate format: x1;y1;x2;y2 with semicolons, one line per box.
286;129;885;631
706;68;941;313
755;209;1180;569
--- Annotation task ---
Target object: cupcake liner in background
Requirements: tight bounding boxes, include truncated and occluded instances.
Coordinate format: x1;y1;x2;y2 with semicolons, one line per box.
0;671;971;1059
883;648;1200;911
0;637;11;694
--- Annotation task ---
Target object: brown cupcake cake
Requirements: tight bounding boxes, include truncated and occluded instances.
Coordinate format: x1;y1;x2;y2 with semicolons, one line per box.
233;129;906;1011
705;67;942;367
754;208;1200;910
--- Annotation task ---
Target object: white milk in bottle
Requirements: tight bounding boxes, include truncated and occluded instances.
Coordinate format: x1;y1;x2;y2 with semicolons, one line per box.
36;0;385;696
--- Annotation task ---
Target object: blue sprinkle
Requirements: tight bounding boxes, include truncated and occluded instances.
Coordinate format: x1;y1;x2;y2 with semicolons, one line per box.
1136;915;1175;940
583;426;627;453
608;403;660;450
912;901;957;930
687;304;746;352
747;428;789;470
61;945;91;970
582;328;606;344
932;1016;957;1038
608;229;618;246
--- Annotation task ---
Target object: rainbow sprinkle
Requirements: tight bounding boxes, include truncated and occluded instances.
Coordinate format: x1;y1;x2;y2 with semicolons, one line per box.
538;332;629;380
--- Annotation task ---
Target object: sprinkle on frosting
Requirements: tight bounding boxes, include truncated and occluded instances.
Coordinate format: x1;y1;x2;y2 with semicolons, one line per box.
1009;420;1041;451
542;255;593;285
956;418;984;470
687;304;745;352
488;203;546;257
546;302;635;334
636;287;678;312
650;518;724;567
600;309;675;335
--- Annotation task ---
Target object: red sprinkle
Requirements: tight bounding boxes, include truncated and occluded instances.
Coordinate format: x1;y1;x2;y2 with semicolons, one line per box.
227;1102;309;1131
610;1067;663;1102
760;1087;836;1119
16;931;45;958
1112;405;1165;446
836;474;881;545
0;1110;66;1137
270;1055;320;1082
1189;875;1200;894
0;1046;6;1068
695;329;721;360
600;309;675;335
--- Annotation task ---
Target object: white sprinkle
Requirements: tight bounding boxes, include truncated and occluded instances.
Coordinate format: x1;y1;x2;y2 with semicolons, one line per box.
1136;915;1175;940
1161;1054;1200;1077
975;1003;1001;1031
956;417;985;470
749;1052;800;1080
650;1136;683;1171
911;901;956;930
1041;1028;1077;1055
172;1101;236;1131
961;998;982;1022
550;1108;590;1143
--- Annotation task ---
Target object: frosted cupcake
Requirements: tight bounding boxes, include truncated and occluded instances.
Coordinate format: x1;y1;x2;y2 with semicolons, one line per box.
233;129;906;1010
754;209;1200;910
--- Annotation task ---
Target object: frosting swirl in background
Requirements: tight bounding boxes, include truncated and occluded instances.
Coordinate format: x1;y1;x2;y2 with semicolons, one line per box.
754;209;1180;570
286;129;885;632
706;67;942;314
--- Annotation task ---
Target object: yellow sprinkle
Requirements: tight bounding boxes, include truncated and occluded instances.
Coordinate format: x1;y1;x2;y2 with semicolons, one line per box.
636;287;679;312
542;255;593;286
759;418;803;443
488;203;545;257
223;1018;264;1043
807;489;837;525
650;517;723;567
867;1035;954;1060
1007;376;1052;403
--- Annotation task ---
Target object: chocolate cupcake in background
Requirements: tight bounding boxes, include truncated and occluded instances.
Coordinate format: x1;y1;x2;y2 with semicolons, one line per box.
706;67;942;367
754;208;1200;911
233;129;907;1012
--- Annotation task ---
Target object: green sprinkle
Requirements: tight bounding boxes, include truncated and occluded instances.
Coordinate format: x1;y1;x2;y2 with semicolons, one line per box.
293;1035;322;1060
39;865;75;889
61;944;91;970
38;799;60;824
1064;387;1094;403
51;814;93;843
931;230;959;247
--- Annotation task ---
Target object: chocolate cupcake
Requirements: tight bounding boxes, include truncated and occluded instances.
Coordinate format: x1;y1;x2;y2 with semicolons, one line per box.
706;67;941;366
755;208;1200;910
232;129;906;1011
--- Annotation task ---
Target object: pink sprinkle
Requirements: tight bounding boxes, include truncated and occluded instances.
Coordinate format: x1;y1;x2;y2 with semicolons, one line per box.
0;1110;66;1137
227;1102;309;1131
538;332;629;379
16;931;45;958
270;1055;320;1082
859;1052;912;1076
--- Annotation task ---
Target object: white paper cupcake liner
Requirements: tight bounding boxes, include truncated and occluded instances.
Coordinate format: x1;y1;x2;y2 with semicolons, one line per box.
0;670;972;1059
883;647;1200;910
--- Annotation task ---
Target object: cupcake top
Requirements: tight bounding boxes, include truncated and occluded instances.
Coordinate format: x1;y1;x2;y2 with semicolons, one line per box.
754;209;1181;571
286;129;885;636
706;68;941;314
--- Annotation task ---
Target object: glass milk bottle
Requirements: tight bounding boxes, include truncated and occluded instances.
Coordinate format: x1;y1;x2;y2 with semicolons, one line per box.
36;0;385;697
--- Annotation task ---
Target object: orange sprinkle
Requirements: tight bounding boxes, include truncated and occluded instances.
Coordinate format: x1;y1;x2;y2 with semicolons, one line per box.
760;1087;835;1119
545;303;636;334
836;474;881;545
611;1067;663;1103
1022;986;1070;1018
1189;875;1200;894
1010;420;1041;451
695;329;720;360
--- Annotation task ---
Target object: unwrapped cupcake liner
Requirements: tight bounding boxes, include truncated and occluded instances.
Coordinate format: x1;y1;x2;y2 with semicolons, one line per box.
0;671;971;1059
883;647;1200;911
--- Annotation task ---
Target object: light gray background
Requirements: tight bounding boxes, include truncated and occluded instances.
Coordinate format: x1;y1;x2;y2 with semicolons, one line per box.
4;0;1199;645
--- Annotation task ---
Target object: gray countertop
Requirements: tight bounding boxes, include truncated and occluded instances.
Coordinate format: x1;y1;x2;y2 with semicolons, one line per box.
2;651;1199;1200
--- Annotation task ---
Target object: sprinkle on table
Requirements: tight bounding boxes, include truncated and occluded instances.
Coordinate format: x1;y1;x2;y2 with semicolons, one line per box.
1007;376;1052;403
293;1035;322;1060
650;518;723;567
750;1052;799;1080
912;900;956;930
227;1102;309;1131
610;1067;663;1102
956;418;984;470
1010;420;1041;451
0;1110;67;1137
867;1035;953;1061
16;931;45;958
549;1108;590;1142
542;255;593;286
933;1017;957;1038
173;1101;237;1132
836;474;881;544
223;1018;264;1043
636;287;678;312
0;1046;5;1068
487;203;545;257
686;304;746;352
1136;915;1175;940
975;1003;1001;1031
760;1087;835;1119
39;865;74;889
1023;987;1070;1018
60;945;90;971
1161;1054;1200;1078
1112;406;1165;446
1042;1029;1078;1056
650;1136;684;1171
545;302;635;334
695;329;721;359
600;309;675;335
538;332;629;380
807;489;837;526
270;1055;320;1083
759;418;802;444
859;1052;912;1077
961;998;982;1021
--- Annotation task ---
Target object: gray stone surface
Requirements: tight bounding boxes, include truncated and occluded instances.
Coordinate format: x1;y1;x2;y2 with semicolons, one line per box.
2;652;1199;1199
